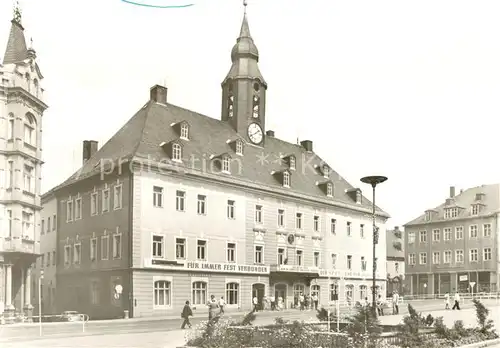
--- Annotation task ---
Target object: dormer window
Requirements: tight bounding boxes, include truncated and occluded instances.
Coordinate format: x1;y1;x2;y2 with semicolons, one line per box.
322;165;330;178
222;156;231;173
475;193;485;201
425;211;432;221
471;204;480;216
172;143;182;161
236;140;243;155
180;123;189;140
283;171;290;188
355;190;362;204
444;207;458;219
326;183;333;197
289;156;296;170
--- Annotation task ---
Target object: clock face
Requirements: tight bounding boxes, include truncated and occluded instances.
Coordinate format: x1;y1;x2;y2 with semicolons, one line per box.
247;123;263;144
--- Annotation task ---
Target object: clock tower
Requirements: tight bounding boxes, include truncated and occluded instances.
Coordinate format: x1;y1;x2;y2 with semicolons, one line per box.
221;1;267;146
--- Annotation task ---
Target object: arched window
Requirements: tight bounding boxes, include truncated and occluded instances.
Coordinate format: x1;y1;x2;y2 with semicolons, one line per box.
310;285;320;297
293;284;305;299
24;113;36;146
154;280;171;307
192;281;207;305
225;282;239;305
172;143;182;161
359;285;368;300
228;95;234;118
7;113;14;140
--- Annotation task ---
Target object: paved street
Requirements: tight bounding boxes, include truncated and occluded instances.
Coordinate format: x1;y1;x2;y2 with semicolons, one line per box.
0;299;498;347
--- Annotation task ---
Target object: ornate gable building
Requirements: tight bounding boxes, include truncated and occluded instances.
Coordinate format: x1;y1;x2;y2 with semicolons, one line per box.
47;4;389;319
0;5;47;317
404;185;500;295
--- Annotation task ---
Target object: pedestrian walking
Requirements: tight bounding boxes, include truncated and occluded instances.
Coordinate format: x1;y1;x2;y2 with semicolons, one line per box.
181;301;193;329
452;291;461;310
270;295;276;311
392;291;399;315
252;296;259;312
299;293;305;311
218;296;226;314
207;295;219;320
444;292;450;310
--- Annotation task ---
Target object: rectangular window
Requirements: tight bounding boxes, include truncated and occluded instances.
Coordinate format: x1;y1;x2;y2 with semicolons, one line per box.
408;231;415;244
114;185;122;210
197;240;207;261
153;235;164;258
433;252;440;264
469;249;478;262
75;198;82;220
153;186;163;208
419;230;427;243
66;200;73;222
483;224;492;237
41;254;45;268
64;245;71;265
90;281;100;305
74;244;81;265
346;255;352;270
47;252;51;267
443;250;451;264
346;222;351;236
313;215;320;232
7;210;12;238
22;211;33;238
331;219;336;234
154;280;171;307
227;243;236;262
8;161;14;189
432;229;440;242
41;220;45;235
296;250;303;266
277;248;285;265
52;251;56;266
91;192;98;215
331;253;337;268
47;217;51;233
101;235;109;260
483;248;492;261
313;251;320;267
296;213;302;229
102;189;110;213
419;252;427;265
236;140;243;155
90;238;97;261
53;214;56;230
176;190;186;211
360;224;365;238
361;256;367;271
176;238;186;259
113;233;121;259
444;228;452;241
8;118;13;140
227;200;235;219
455;226;464;240
469;225;478;238
197;195;206;215
254;245;263;264
255;205;262;223
277;209;285;227
471;204;479;216
23;165;34;193
409;253;416;265
455;250;464;263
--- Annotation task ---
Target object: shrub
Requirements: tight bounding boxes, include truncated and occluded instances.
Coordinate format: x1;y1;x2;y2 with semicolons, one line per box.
274;316;288;325
345;305;382;348
472;299;496;336
397;304;435;346
316;307;336;322
433;316;449;338
186;316;254;348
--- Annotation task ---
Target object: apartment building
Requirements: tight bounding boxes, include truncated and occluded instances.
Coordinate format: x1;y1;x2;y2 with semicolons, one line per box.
46;5;390;319
0;6;47;316
404;185;499;295
386;226;405;295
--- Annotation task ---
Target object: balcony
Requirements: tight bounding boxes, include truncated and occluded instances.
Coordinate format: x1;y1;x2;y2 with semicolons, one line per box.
1;237;38;254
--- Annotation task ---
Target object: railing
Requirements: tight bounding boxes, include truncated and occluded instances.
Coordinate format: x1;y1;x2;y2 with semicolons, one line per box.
0;313;90;336
399;292;500;301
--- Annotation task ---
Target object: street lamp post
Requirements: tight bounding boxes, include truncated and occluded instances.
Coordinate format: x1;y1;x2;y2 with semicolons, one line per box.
360;175;388;315
39;269;44;336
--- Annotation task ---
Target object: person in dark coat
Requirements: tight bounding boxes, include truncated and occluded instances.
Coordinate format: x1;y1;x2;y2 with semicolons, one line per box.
181;300;193;329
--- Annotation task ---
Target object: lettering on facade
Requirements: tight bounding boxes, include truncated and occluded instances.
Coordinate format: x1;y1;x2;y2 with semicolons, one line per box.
147;259;270;275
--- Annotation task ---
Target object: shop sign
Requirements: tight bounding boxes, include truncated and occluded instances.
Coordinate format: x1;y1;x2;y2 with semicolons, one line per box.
273;265;319;273
319;269;382;279
146;258;269;275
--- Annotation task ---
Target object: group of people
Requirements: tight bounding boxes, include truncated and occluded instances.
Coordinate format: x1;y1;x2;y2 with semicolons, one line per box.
292;293;320;311
444;291;461;310
180;295;227;329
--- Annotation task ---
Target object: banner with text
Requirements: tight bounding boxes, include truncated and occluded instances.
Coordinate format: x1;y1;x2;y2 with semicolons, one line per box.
146;258;270;275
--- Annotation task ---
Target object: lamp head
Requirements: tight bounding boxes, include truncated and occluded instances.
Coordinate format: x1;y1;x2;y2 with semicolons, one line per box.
40;269;44;279
360;175;388;187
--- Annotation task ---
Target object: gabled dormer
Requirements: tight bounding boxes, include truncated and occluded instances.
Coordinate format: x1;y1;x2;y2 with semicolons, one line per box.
227;138;244;156
314;163;330;178
424;209;438;222
282;154;296;170
317;180;334;197
210;153;232;174
170;121;190;140
471;199;485;216
346;188;362;204
160;140;184;162
272;169;291;188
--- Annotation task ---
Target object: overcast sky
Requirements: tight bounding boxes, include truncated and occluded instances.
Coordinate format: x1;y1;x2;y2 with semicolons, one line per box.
1;0;499;228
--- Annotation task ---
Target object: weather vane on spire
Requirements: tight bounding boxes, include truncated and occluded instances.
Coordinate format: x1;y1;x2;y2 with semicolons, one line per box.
13;0;22;24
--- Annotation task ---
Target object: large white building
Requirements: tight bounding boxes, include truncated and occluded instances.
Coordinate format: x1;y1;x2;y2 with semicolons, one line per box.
0;5;47;317
45;4;390;319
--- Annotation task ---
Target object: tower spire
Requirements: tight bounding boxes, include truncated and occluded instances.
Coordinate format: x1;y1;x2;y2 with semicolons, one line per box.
13;0;22;25
3;0;28;65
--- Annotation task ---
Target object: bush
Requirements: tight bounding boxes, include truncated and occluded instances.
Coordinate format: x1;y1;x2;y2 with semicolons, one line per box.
345;305;382;348
231;311;256;326
316;307;336;322
433;316;449;338
397;304;435;346
186;316;253;348
472;299;497;336
274;316;288;325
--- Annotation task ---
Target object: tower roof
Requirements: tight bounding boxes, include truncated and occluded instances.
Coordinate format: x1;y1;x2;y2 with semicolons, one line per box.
3;4;29;65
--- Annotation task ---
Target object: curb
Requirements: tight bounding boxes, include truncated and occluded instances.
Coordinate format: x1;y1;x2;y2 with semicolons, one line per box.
458;338;500;348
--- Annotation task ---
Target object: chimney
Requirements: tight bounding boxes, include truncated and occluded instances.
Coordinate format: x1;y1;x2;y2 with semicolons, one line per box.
300;140;313;152
266;130;275;137
150;84;168;104
449;186;455;198
82;140;99;165
394;226;399;231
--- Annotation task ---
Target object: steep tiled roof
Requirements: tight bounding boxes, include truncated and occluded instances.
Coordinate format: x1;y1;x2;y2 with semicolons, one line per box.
2;20;28;65
404;184;500;226
57;99;389;217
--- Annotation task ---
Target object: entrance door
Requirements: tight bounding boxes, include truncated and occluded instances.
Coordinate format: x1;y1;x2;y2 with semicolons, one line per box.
275;284;287;309
252;284;265;310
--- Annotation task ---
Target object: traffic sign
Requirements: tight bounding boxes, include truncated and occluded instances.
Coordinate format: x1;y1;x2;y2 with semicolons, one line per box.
469;282;476;288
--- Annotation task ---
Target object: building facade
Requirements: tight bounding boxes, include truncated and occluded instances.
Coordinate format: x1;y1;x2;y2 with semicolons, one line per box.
0;6;47;316
404;185;500;295
49;5;389;319
386;226;405;295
